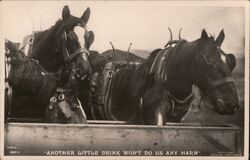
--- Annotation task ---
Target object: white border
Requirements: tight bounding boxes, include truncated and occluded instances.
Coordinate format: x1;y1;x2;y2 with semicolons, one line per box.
0;1;249;160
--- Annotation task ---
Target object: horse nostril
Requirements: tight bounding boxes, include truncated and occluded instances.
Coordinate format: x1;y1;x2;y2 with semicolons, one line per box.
215;100;224;113
226;102;239;113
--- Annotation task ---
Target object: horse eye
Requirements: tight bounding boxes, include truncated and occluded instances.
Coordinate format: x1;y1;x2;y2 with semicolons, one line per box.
71;104;79;111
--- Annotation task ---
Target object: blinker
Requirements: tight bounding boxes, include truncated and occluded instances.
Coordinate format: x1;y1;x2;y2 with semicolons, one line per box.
49;96;57;110
58;93;65;101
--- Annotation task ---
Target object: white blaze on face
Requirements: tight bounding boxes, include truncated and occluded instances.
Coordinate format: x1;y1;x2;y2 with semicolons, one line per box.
221;54;226;63
74;26;88;61
74;26;86;49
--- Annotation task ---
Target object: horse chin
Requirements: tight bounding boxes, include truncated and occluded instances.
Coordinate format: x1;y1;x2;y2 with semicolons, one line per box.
214;100;239;115
69;115;87;124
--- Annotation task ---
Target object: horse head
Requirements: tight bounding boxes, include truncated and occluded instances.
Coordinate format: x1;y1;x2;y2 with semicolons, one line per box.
194;29;239;115
56;6;93;85
44;92;87;124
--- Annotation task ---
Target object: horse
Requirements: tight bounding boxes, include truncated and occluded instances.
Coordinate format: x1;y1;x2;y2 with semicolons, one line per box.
141;29;239;125
27;5;92;79
5;40;87;123
87;46;153;121
86;44;146;120
95;29;239;125
23;5;94;120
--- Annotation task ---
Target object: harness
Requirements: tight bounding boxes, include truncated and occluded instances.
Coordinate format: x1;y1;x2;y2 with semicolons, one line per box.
5;46;13;119
48;88;86;119
61;31;90;64
103;63;116;120
149;40;195;117
149;48;169;82
167;85;195;118
202;49;235;90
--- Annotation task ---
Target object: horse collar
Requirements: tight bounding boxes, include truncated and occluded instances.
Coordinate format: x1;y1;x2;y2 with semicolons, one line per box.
167;85;195;104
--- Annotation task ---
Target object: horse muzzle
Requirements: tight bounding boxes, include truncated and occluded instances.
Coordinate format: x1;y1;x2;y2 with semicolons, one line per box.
75;68;92;81
215;99;239;115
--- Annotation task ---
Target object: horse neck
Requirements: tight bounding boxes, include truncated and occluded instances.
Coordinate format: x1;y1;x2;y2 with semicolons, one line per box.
30;21;63;72
165;43;198;100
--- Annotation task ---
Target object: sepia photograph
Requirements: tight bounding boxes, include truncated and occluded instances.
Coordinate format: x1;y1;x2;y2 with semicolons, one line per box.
0;1;249;159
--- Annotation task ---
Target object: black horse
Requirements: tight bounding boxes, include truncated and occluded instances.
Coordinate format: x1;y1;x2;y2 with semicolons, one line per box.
25;5;94;119
141;29;239;125
96;29;239;125
86;46;145;120
87;47;154;121
5;40;87;123
28;5;92;77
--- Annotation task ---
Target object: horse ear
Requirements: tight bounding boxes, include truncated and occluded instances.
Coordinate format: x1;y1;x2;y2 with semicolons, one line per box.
226;54;236;71
216;29;225;47
62;5;70;20
81;7;90;24
201;29;208;40
84;31;95;50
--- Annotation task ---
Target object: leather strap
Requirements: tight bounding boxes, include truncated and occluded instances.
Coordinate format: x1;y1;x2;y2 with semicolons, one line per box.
167;85;195;104
56;88;72;93
212;77;234;87
66;48;89;62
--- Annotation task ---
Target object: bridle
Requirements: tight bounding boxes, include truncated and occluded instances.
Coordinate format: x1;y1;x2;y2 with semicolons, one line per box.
61;31;90;64
60;30;90;80
201;47;235;91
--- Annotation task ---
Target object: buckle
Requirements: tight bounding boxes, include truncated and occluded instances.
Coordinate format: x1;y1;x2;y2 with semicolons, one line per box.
50;96;57;103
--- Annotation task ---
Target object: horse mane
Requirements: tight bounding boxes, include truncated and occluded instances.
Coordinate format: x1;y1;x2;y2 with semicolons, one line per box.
10;58;58;104
30;20;63;59
137;48;161;74
5;40;26;59
89;50;110;72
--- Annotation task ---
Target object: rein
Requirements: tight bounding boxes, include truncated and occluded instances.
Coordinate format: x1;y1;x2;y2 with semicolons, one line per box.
61;31;90;64
211;77;234;87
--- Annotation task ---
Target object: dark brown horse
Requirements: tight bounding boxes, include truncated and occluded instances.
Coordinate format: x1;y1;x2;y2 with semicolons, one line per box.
87;45;145;120
141;29;239;125
94;29;239;125
87;47;153;122
5;40;87;123
26;5;94;120
28;5;92;78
